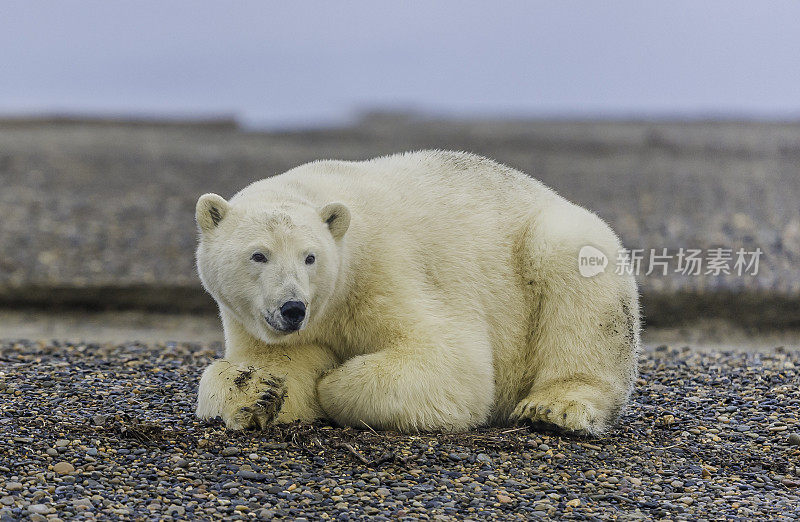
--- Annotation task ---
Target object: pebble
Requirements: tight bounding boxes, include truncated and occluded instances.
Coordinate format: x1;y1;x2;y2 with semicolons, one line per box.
166;505;185;516
4;482;22;492
221;447;240;457
237;470;267;481
28;504;50;515
52;462;74;475
788;433;800;446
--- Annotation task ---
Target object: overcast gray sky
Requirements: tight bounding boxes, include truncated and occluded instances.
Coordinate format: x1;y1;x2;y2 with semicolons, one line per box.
2;1;799;127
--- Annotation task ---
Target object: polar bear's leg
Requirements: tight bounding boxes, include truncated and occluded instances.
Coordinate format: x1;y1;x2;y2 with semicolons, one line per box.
316;324;494;432
196;313;338;430
512;204;640;436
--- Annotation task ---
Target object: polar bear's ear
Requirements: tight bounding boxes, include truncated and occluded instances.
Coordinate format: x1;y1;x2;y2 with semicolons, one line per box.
196;193;230;233
319;202;350;240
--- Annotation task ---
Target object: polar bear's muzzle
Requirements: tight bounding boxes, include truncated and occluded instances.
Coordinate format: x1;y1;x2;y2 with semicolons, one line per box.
265;300;307;333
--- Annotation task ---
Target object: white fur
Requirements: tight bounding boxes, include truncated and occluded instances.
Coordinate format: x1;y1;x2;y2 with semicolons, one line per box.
195;150;640;435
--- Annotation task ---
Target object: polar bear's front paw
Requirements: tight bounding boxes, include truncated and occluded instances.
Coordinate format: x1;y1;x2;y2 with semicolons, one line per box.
512;395;604;436
224;373;287;431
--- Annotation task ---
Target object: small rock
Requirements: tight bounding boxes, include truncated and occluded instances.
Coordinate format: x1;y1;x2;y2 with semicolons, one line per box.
476;453;492;463
566;498;581;508
657;414;676;426
28;504;50;515
4;482;22;492
788;433;800;446
53;462;75;475
55;439;70;448
497;494;513;503
376;488;390;496
237;470;267;481
91;414;108;426
221;447;240;457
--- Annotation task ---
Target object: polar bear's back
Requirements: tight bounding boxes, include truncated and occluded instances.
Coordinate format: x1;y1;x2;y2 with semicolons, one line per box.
361;150;553;213
294;150;555;228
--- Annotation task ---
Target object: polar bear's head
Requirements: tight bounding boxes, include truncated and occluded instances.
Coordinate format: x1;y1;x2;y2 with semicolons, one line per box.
195;193;350;343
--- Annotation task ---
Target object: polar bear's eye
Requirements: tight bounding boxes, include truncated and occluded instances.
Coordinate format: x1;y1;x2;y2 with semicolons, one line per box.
251;252;268;263
305;254;316;265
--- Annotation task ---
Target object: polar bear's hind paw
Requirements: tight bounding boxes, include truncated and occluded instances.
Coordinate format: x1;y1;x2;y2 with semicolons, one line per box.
512;396;605;437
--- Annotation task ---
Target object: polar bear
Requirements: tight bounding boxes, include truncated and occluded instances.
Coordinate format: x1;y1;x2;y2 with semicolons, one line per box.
195;150;639;436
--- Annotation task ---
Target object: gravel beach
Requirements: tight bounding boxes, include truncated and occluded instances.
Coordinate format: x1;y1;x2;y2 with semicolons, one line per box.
1;340;798;520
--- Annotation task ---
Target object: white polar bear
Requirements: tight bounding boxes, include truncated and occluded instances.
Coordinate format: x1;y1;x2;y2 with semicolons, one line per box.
195;151;639;435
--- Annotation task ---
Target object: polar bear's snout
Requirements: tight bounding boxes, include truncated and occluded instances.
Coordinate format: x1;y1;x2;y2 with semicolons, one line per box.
279;300;306;330
264;299;308;334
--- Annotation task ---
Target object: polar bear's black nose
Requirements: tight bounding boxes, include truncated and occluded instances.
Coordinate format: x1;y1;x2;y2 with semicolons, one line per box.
280;300;306;326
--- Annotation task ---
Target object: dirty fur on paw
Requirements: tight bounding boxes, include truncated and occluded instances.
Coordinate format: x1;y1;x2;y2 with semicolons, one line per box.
225;368;287;430
512;397;605;437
